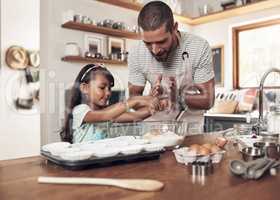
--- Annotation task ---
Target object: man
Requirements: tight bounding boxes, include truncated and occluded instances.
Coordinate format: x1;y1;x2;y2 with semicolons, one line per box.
128;1;215;111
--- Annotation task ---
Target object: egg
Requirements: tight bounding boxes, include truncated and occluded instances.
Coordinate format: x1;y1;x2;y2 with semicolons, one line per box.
215;137;228;148
210;145;221;153
202;143;212;150
198;146;211;155
189;144;201;154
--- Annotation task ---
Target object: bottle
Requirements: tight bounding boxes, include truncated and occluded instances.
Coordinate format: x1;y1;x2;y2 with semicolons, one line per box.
267;105;280;134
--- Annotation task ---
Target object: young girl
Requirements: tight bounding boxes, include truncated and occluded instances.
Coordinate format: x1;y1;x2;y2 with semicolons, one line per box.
60;64;160;143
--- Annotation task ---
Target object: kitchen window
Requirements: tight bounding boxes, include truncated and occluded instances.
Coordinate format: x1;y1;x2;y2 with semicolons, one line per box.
233;18;280;89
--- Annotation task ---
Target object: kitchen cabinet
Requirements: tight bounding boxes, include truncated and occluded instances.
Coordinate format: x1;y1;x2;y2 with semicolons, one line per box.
96;0;280;25
1;133;280;200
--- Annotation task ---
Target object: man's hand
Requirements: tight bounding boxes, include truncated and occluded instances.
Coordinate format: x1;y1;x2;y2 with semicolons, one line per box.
149;75;163;97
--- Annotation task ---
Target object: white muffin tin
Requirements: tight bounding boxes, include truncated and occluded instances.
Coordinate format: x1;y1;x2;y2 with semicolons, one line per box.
41;136;165;161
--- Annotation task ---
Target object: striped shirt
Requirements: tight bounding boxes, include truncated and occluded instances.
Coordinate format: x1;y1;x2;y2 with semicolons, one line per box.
128;32;214;87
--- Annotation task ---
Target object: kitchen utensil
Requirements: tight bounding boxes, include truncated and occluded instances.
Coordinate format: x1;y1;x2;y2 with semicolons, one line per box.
241;147;265;161
254;159;276;179
246;158;270;179
230;160;248;175
253;142;280;159
229;158;267;176
38;177;164;192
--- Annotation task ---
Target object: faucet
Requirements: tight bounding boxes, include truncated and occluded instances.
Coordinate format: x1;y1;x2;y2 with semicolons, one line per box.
254;68;280;135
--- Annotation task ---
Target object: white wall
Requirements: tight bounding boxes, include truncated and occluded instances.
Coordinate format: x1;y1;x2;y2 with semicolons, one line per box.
0;0;40;160
41;0;191;144
192;6;280;90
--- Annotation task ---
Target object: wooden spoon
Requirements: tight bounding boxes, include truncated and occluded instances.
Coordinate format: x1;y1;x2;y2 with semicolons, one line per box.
38;176;164;192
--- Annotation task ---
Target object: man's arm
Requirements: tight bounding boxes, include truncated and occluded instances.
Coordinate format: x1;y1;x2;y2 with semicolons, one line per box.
128;82;145;97
184;38;215;110
184;78;215;110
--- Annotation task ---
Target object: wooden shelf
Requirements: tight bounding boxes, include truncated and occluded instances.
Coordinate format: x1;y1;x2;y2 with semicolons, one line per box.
96;0;193;25
61;21;140;40
96;0;142;11
61;56;127;65
96;0;280;25
190;0;280;25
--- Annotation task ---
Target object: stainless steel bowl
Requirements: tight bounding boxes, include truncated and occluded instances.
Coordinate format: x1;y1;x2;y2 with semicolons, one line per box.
253;142;280;159
241;147;265;161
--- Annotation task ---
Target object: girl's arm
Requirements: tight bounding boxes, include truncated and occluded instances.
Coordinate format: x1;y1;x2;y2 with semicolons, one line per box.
113;107;151;123
83;96;158;123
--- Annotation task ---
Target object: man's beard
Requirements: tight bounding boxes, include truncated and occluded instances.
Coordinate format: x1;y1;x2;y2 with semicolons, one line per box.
152;43;176;62
152;51;169;62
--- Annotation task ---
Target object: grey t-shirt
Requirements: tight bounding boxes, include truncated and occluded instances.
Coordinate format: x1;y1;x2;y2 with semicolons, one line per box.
128;32;214;87
72;104;107;143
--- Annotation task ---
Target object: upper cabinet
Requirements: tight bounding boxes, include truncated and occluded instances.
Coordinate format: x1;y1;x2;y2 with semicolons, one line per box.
96;0;280;25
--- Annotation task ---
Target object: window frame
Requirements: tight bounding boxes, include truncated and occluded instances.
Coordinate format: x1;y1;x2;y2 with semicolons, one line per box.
232;18;280;89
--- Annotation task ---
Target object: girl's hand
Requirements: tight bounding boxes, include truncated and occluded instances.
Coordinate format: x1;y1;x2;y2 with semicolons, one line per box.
148;96;161;115
128;95;159;109
159;99;169;110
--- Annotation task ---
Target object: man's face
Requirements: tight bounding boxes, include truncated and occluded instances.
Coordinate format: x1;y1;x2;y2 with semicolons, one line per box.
142;24;177;62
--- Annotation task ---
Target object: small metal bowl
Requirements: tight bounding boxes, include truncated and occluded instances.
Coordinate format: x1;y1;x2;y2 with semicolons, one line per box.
241;147;265;161
253;142;280;159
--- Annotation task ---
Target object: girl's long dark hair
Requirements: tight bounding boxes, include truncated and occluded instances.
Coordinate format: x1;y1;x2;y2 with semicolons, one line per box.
60;64;114;143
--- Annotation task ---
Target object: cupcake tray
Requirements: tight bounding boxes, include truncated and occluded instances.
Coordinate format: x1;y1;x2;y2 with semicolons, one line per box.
41;150;163;170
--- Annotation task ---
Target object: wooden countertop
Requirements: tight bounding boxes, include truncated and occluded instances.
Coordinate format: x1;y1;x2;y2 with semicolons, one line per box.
1;134;280;200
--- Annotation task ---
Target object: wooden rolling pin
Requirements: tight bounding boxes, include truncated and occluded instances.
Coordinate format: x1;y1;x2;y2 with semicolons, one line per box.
38;176;164;192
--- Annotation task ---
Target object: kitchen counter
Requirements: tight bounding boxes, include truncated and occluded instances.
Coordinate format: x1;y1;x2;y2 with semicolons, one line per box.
204;111;259;118
204;112;259;132
1;134;280;200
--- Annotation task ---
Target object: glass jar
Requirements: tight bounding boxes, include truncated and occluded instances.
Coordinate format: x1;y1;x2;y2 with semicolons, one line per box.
64;42;80;56
267;105;280;134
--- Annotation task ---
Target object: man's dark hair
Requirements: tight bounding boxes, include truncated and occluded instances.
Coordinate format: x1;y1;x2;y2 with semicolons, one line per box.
138;1;174;33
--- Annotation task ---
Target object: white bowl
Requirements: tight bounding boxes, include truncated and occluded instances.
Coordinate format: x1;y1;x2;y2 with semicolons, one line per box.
196;155;211;163
173;148;195;164
173;147;225;165
149;136;182;147
211;151;225;163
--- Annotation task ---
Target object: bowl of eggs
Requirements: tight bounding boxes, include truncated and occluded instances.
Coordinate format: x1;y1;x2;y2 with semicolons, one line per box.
173;143;226;164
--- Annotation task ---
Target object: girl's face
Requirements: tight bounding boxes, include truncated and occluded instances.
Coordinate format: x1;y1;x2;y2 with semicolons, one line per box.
84;74;112;109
